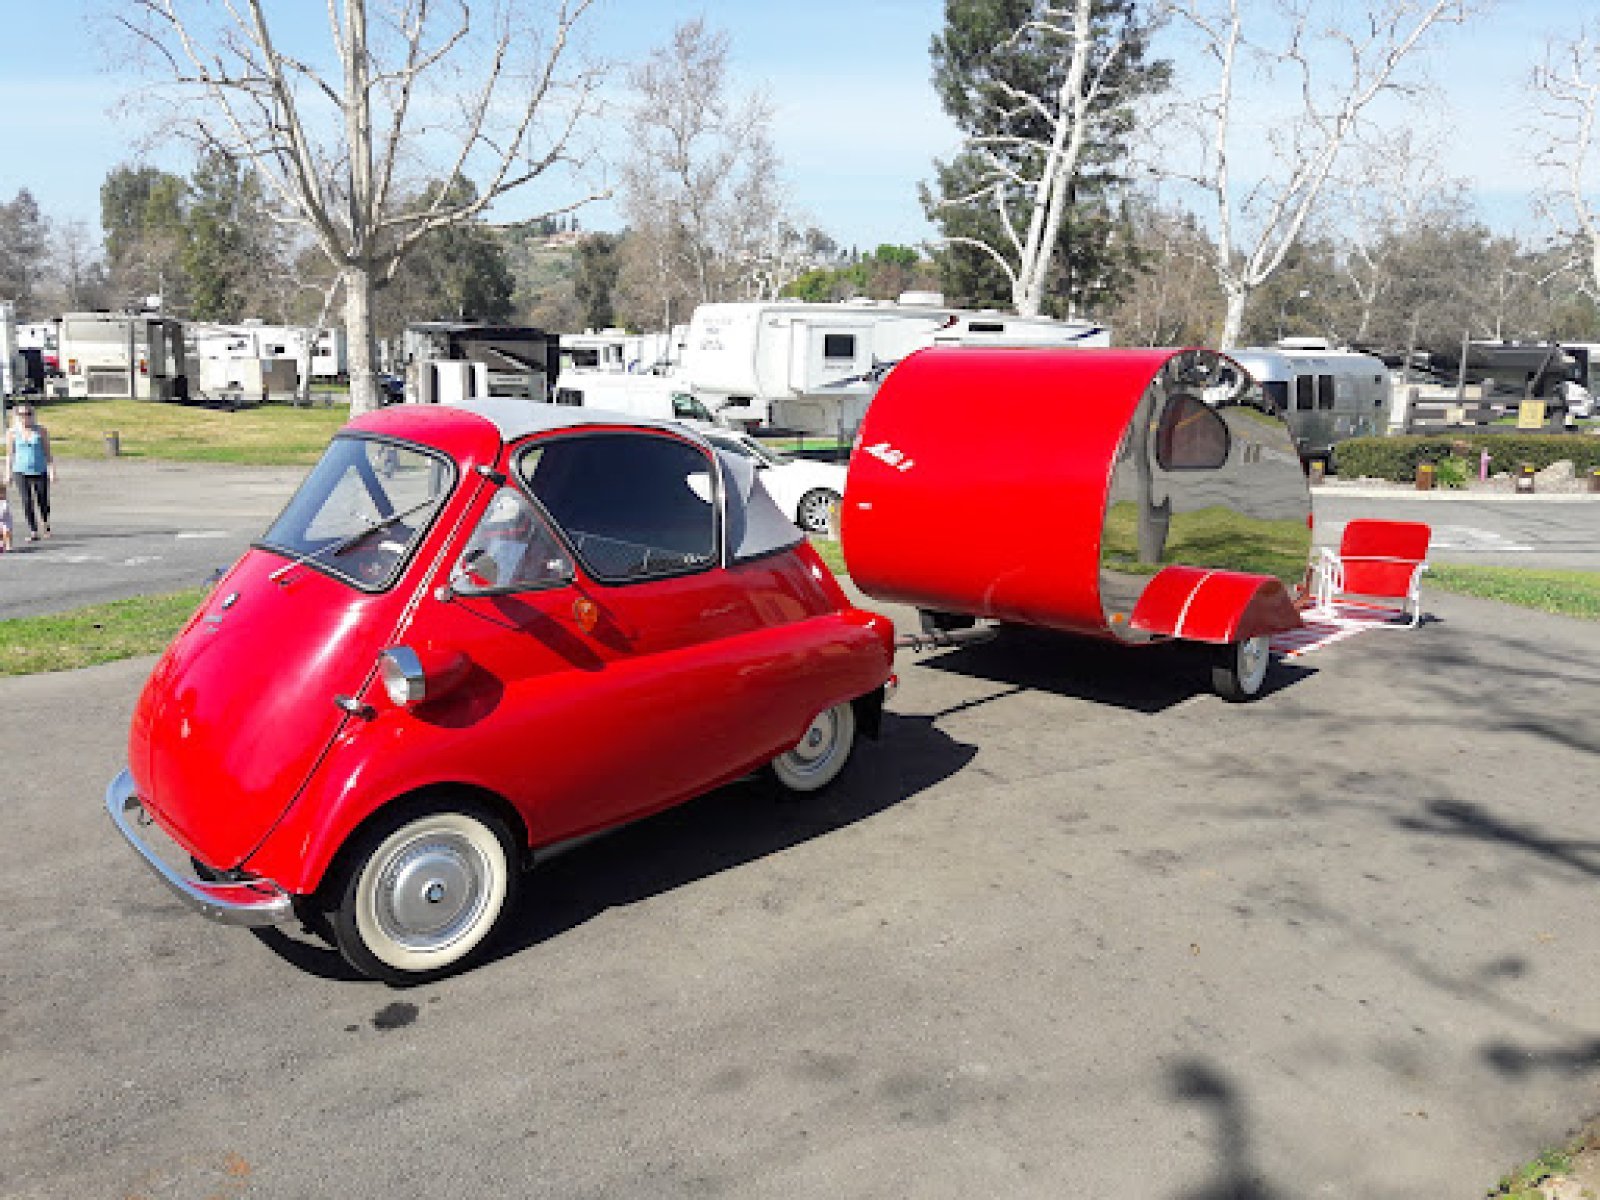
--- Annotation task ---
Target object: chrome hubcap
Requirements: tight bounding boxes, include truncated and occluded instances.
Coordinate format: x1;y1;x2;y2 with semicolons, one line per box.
1238;636;1269;691
787;710;837;772
375;836;487;950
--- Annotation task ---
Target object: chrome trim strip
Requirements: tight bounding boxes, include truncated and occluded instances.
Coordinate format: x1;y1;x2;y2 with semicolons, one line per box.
104;770;294;927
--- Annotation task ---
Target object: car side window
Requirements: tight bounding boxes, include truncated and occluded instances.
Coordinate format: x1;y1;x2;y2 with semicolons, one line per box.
518;433;718;583
454;486;574;594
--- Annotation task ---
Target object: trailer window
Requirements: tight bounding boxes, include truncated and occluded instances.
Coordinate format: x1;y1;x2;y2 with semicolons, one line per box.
1317;374;1336;410
823;334;856;360
1261;381;1289;412
1294;375;1315;411
519;433;717;583
1156;393;1230;471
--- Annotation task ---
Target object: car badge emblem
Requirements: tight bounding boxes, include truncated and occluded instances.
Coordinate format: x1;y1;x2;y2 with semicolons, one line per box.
221;592;240;610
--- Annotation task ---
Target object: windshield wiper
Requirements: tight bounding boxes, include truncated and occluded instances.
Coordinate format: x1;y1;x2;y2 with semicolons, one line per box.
268;494;443;585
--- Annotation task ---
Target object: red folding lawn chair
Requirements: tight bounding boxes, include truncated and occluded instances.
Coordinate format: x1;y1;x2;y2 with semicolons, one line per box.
1310;519;1432;629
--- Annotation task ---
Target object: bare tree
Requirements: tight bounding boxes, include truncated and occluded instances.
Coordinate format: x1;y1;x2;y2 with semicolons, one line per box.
1332;128;1466;344
936;0;1151;317
1532;21;1600;303
119;0;605;412
1162;0;1470;348
618;19;790;323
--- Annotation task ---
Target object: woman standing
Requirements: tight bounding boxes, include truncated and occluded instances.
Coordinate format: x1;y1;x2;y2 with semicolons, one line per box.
5;403;55;542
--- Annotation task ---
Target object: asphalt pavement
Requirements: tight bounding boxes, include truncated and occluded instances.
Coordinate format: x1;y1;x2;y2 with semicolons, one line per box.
4;586;1599;1198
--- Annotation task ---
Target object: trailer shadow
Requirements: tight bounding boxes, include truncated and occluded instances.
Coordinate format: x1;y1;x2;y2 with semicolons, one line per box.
254;711;977;983
912;627;1314;714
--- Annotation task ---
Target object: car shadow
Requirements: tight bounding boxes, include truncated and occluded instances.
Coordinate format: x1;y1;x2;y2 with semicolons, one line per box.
255;710;977;984
486;710;976;966
913;626;1313;714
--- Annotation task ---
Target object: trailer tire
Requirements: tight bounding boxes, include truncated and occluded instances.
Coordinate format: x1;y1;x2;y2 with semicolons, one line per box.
1211;635;1272;702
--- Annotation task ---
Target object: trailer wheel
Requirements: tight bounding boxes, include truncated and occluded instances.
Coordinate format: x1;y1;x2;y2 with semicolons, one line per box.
1211;635;1273;702
770;702;856;793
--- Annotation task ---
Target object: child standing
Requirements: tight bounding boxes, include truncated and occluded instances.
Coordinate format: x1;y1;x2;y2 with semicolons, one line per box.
0;480;11;552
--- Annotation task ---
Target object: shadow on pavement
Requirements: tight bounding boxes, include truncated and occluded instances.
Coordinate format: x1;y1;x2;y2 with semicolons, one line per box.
1169;1059;1288;1200
252;711;977;984
914;627;1314;714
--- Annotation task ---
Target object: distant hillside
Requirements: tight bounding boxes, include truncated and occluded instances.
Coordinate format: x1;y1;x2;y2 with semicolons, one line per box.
500;228;581;331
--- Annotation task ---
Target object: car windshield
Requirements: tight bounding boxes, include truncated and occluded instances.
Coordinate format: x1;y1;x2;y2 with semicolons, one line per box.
260;435;454;590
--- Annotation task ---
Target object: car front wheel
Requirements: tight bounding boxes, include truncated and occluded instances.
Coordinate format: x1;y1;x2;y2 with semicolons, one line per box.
329;802;518;985
1211;634;1273;702
770;702;856;792
796;488;841;534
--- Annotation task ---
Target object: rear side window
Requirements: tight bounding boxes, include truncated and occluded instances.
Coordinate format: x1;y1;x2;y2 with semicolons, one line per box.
519;433;717;582
1156;393;1230;470
1261;381;1289;412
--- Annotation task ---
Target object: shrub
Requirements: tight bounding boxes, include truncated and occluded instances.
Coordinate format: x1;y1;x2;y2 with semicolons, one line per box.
1334;435;1600;482
1434;456;1470;488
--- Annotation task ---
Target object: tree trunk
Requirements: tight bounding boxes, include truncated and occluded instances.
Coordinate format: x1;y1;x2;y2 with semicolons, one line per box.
345;264;380;415
1218;285;1248;350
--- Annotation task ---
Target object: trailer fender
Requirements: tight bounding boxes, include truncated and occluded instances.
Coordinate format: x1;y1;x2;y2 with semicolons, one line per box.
1130;565;1303;645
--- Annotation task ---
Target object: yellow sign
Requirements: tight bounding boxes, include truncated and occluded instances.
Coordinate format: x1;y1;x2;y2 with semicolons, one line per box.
1518;400;1547;429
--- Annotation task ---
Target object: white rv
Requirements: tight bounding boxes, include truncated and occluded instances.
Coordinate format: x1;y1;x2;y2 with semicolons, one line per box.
1229;340;1390;464
558;328;679;376
681;294;1110;435
551;369;715;423
60;312;189;401
192;323;348;384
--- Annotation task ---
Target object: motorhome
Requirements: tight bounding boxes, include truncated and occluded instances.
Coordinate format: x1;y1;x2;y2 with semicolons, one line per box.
60;312;188;401
1228;341;1390;464
403;322;560;404
681;294;1111;435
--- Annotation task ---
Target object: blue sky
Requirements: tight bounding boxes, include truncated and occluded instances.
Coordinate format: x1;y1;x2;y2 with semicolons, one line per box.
0;0;1585;253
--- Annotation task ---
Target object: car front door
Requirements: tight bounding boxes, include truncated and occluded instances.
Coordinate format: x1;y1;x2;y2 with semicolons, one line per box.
412;429;786;845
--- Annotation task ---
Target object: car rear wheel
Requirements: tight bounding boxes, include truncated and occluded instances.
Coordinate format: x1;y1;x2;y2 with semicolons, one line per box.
796;488;841;534
330;803;518;985
1211;634;1272;702
770;702;856;793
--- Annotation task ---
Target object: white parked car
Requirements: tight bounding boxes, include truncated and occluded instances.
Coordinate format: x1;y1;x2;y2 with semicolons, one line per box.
694;427;846;533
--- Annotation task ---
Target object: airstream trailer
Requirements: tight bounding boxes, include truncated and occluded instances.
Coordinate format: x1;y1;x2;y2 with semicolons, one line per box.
1229;343;1389;465
842;347;1310;701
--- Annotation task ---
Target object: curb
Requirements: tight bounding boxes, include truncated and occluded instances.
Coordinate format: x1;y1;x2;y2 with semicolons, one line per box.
1313;484;1598;503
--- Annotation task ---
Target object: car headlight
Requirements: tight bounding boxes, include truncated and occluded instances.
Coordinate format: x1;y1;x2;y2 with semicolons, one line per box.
379;647;427;707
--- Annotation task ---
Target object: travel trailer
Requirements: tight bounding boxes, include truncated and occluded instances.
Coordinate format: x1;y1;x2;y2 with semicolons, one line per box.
192;323;348;383
1228;341;1389;464
558;328;680;376
681;295;1111;435
60;312;188;401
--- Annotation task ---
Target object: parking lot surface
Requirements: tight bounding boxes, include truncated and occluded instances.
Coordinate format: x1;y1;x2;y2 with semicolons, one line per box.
5;587;1598;1198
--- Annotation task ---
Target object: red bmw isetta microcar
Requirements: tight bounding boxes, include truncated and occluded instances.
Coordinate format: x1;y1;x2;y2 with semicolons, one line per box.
108;399;895;983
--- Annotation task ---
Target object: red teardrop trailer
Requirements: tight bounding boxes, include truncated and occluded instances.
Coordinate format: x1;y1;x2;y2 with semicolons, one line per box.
841;346;1314;701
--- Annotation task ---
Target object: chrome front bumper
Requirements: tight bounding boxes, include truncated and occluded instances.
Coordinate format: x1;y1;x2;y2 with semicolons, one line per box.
104;769;294;927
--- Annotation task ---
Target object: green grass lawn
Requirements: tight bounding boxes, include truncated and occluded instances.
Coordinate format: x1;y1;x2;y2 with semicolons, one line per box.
0;590;207;677
1426;564;1600;620
29;398;350;466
